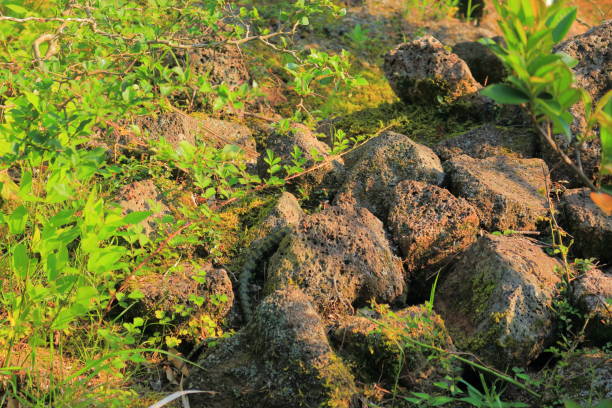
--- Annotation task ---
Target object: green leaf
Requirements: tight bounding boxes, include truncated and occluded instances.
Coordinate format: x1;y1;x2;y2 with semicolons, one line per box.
594;398;612;408
5;3;29;15
122;211;152;225
7;205;28;235
552;7;577;43
481;84;530;104
12;243;29;280
430;395;455;406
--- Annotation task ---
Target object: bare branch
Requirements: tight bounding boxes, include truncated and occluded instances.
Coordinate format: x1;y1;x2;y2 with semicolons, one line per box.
0;15;93;23
1;13;299;50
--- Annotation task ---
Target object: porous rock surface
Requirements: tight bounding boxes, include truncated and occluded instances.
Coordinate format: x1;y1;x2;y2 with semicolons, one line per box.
571;268;612;344
383;35;481;104
188;286;356;408
251;191;304;243
264;204;405;320
115;179;170;237
136;113;257;160
257;123;344;189
92;113;258;164
332;305;459;392
444;155;550;231
172;26;250;89
334;131;444;220
435;234;563;368
434;123;537;161
561;188;612;264
554;20;611;104
387;180;479;279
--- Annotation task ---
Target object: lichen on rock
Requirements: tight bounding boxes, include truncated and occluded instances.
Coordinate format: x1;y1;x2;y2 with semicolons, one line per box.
435;234;563;368
264;204;405;320
383;35;481;105
187;286;357;408
444;155;550;232
334;131;444;220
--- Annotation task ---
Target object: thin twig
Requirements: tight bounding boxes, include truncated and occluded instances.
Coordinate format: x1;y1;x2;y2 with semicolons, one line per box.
0;14;299;50
531;115;597;191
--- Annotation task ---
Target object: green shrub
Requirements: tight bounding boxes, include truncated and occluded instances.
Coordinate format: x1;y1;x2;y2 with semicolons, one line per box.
480;0;612;210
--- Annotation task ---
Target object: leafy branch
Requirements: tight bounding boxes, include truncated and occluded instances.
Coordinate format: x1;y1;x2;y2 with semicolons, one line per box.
480;0;612;208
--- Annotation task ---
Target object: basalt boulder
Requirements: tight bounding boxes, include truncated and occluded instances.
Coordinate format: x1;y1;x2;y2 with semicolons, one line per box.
115;179;171;238
334;131;444;220
387;180;479;299
561;188;612;264
542;350;612;405
542;20;612;185
571;268;612;344
383;35;481;105
264;204;405;320
123;262;234;330
435;234;563;369
256;123;344;192
187;286;357;408
332;305;460;393
444;155;550;231
434;123;537;162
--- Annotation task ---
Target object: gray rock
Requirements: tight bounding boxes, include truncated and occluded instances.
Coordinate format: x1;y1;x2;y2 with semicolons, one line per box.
423;19;497;47
435;123;537;161
253;192;304;241
561;188;612;263
332;305;460;392
187;286;357;408
334;131;444;220
445;155;550;231
383;35;482;105
453;38;506;85
169;26;250;111
387;180;480;283
572;268;612;344
554;20;611;104
542;350;612;405
435;234;563;368
265;204;405;320
115;179;170;238
541;132;602;188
